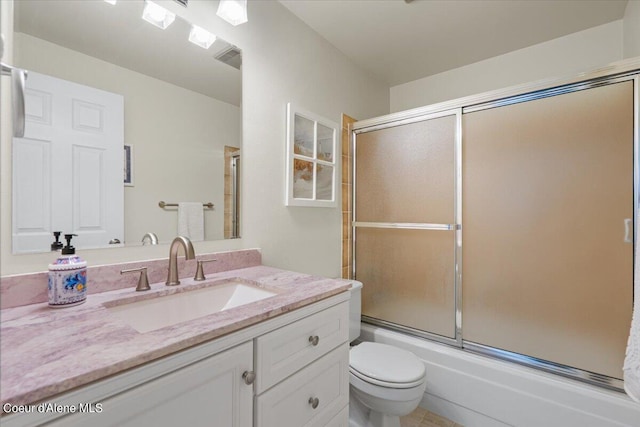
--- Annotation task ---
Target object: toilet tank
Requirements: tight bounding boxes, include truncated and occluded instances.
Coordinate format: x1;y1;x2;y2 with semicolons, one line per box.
349;280;363;342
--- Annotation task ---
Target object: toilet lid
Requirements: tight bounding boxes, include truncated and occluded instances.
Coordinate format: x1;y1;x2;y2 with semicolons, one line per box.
350;342;425;387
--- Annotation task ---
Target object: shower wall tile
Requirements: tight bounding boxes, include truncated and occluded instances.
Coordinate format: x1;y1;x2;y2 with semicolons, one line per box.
341;114;356;279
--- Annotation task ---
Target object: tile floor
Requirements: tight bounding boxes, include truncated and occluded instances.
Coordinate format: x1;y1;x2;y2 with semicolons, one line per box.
399;406;464;427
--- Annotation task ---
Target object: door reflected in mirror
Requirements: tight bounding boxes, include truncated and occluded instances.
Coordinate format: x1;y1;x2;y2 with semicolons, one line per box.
10;0;242;254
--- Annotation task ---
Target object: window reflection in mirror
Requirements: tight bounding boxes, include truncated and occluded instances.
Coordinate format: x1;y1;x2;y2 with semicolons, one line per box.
9;0;242;254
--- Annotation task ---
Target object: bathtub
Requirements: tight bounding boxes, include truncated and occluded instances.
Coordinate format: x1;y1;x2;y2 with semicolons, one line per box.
360;323;640;427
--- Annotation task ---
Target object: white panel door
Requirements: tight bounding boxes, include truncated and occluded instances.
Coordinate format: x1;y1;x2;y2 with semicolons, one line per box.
13;71;124;252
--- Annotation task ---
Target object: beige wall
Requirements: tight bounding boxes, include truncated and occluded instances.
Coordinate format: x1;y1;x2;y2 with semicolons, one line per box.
390;21;624;112
216;0;390;277
0;0;389;276
624;0;640;58
13;32;240;246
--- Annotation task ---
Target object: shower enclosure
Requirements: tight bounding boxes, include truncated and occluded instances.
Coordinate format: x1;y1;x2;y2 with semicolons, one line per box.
352;70;638;390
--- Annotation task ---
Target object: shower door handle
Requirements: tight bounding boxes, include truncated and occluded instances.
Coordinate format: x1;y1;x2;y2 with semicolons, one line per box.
624;218;632;243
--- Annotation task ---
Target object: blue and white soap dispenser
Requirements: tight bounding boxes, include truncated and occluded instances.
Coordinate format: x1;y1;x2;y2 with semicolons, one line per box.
48;234;87;308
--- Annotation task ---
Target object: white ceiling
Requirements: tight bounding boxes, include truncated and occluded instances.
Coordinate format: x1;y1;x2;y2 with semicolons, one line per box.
279;0;629;86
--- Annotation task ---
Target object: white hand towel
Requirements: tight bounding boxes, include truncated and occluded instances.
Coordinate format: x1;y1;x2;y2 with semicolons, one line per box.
178;202;204;242
624;214;640;403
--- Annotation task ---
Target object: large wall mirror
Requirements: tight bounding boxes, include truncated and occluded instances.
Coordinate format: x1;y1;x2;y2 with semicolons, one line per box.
10;0;241;254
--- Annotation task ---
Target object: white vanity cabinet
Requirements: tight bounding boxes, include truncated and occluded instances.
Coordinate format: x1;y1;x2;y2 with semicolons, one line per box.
3;293;349;427
49;342;254;427
256;345;349;427
255;302;350;427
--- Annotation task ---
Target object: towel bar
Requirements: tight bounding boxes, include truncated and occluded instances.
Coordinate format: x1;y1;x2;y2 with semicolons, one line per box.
158;201;214;209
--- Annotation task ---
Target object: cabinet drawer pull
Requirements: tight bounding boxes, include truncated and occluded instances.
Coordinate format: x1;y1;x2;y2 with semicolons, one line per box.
242;370;256;385
308;397;319;409
308;335;320;346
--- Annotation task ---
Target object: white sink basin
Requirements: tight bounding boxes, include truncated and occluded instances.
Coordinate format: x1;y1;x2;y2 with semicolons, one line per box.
108;281;277;333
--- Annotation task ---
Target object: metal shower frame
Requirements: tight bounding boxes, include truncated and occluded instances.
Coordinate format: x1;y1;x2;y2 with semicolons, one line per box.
350;60;640;392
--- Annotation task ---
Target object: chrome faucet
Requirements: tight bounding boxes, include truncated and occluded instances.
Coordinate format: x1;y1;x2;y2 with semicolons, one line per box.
141;232;159;245
166;236;196;286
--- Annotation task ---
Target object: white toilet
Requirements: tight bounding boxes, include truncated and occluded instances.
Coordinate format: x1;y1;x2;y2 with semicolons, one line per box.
348;281;427;427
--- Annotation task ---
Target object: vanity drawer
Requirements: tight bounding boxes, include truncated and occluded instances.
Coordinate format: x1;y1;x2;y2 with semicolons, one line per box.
255;343;349;427
323;405;349;427
255;301;349;393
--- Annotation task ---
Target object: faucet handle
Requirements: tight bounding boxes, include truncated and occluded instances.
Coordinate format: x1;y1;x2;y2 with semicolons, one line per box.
121;267;151;292
194;258;218;281
141;232;159;245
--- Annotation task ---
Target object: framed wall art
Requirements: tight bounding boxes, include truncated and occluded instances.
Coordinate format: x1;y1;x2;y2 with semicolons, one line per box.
285;103;339;207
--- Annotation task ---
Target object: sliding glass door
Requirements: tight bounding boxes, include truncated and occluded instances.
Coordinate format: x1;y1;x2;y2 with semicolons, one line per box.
354;112;459;340
462;80;634;380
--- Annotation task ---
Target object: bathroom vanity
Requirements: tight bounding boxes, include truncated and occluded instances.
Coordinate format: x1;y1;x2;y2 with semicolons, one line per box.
0;250;351;427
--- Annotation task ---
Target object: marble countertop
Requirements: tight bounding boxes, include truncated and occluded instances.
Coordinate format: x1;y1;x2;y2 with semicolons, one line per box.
0;266;351;407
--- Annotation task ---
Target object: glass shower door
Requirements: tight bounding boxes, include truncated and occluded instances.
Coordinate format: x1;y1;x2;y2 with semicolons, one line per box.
462;80;634;380
354;112;459;340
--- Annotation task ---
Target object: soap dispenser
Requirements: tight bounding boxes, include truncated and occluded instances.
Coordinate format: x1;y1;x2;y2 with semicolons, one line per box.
48;234;87;308
50;231;63;251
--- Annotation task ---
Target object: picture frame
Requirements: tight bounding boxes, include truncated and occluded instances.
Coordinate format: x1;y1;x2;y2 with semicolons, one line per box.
285;103;339;207
124;144;134;186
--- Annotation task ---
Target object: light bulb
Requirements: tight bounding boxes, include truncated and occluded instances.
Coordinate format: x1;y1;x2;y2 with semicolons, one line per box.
216;0;248;26
142;1;176;30
189;25;217;49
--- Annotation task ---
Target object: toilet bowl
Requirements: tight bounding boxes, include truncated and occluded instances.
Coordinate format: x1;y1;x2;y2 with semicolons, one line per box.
349;342;427;427
348;282;427;427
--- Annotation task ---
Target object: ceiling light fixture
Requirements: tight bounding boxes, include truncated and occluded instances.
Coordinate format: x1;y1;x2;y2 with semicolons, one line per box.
216;0;248;26
142;0;176;30
189;25;217;49
104;0;117;4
